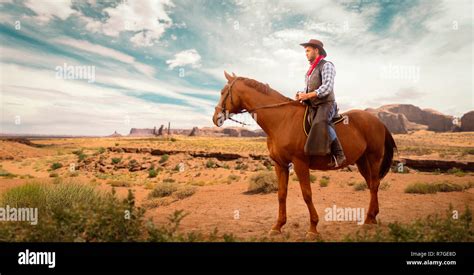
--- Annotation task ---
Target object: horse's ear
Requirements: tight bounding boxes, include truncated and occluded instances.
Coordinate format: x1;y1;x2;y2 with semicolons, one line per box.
224;70;234;83
232;72;236;77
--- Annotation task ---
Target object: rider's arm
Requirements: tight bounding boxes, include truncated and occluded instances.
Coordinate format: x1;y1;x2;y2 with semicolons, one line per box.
314;62;336;98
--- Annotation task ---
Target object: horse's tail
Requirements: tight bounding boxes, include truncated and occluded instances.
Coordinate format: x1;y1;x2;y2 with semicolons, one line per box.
379;125;397;179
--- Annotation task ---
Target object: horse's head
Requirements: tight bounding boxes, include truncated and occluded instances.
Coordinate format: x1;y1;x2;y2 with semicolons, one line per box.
212;71;245;126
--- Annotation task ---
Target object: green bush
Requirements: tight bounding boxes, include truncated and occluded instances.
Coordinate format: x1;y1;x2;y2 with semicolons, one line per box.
319;177;329;187
405;181;473;194
159;154;169;164
246;171;278;194
345;205;473;242
72;149;87;162
148;168;158;178
447;168;465;177
111;157;122;164
0;182;145;242
50;162;63;170
149;182;177;198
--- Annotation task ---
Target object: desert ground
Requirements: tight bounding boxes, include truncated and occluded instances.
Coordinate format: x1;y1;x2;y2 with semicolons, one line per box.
0;130;473;241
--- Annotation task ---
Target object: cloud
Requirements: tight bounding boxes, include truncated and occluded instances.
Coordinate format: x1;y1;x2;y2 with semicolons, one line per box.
0;63;212;135
82;0;175;47
166;49;202;69
54;38;156;77
23;0;76;23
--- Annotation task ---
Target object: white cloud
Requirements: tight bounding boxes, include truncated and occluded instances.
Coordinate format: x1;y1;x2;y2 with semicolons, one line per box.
82;0;175;47
23;0;76;23
166;49;202;69
0;63;213;135
54;38;156;77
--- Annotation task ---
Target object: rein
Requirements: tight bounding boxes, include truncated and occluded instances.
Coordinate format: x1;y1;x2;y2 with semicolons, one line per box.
215;77;294;126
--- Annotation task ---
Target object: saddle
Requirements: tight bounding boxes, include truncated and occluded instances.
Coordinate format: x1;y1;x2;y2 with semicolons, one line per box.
303;105;346;137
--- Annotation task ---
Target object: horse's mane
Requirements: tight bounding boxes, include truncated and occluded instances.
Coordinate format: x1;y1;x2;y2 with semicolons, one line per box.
239;77;301;107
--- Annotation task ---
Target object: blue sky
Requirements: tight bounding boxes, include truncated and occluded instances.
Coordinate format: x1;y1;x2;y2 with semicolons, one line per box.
0;0;472;135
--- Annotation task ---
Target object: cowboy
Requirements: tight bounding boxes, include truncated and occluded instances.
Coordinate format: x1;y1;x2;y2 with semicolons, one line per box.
295;39;346;167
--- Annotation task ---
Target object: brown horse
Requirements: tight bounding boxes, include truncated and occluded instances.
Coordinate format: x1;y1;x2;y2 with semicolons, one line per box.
212;71;397;238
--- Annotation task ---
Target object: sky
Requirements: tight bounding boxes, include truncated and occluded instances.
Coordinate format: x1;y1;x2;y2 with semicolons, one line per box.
0;0;472;136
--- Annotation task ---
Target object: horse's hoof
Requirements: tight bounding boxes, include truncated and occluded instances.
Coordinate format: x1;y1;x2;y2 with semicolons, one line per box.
305;231;320;240
268;229;281;236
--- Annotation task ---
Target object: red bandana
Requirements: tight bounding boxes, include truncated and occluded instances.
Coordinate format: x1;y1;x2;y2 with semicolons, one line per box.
306;55;324;77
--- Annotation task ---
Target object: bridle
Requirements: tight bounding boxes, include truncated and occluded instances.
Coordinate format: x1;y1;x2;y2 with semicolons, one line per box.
214;77;294;126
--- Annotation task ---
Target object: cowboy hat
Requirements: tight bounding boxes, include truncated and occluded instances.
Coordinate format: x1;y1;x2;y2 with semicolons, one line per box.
300;39;327;57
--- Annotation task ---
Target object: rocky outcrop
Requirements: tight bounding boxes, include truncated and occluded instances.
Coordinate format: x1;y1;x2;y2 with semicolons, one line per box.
460;111;474;131
380;104;453;132
365;108;410;134
129;127;160;137
108;131;122;137
366;104;454;133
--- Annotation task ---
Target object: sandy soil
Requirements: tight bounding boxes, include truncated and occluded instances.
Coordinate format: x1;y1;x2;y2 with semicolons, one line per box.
0;132;473;241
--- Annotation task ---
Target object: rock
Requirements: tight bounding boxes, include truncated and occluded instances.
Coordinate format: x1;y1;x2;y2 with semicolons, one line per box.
365;108;410;134
189;127;199;136
139;148;152;153
107;131;122;137
128;127;160;137
366;104;454;132
460;111;474;131
123;147;138;153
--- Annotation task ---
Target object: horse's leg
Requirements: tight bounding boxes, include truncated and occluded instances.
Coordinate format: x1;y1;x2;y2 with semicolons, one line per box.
365;151;383;224
356;152;382;224
293;158;319;238
269;162;289;235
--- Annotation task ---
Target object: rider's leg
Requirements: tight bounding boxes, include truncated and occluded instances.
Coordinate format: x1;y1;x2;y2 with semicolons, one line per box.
328;103;346;167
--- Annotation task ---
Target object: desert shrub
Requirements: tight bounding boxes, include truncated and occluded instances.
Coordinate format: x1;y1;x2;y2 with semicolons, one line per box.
319;177;329;187
163;178;175;183
98;147;106;154
205;159;216;168
148;168;158;178
159;154;169;164
345;205;473;242
72;149;87;162
405;181;473;194
50;162;63;170
310;174;317;183
379;181;391;191
173;186;197;200
111;157;122;164
0;182;144;242
149;182;177;198
246;171;278;194
353;182;367;191
235;163;249;170
447;168;465;177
